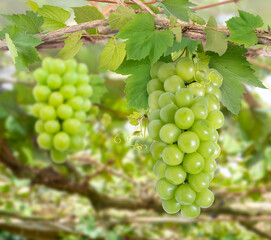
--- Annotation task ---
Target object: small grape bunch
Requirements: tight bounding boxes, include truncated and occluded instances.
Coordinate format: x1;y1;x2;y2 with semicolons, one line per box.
32;58;93;163
148;57;224;218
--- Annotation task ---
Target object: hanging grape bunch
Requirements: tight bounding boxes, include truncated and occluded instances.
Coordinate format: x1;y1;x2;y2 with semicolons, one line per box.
32;58;93;163
148;57;223;218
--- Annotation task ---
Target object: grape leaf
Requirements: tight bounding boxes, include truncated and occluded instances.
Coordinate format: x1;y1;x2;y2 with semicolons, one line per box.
165;37;200;56
161;0;195;22
108;6;134;30
58;31;83;59
89;75;108;104
189;11;206;25
226;10;264;47
73;6;104;34
99;38;126;71
116;59;151;109
117;13;174;64
128;112;143;126
204;16;227;56
208;45;265;115
25;0;39;11
169;15;182;42
37;5;70;31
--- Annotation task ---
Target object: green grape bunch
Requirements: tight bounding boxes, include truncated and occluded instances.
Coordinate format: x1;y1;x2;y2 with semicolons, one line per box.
148;57;224;218
32;58;93;163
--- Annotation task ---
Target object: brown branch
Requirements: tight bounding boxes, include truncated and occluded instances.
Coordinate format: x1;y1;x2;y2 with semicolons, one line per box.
240;222;271;240
243;85;262;109
131;0;156;16
193;0;240;11
247;58;271;71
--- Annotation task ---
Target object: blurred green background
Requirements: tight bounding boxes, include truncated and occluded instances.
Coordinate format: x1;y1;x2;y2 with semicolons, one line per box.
0;1;271;240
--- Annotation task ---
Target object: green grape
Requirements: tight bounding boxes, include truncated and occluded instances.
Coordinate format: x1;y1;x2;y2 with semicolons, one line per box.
147;79;164;94
195;189;214;208
181;203;201;218
175;88;194;108
174;107;195;130
57;104;73;120
206;94;219;112
74;111;87;122
189;172;210;192
60;85;76;99
197;141;215;159
160;104;178;123
63;118;81;135
47;74;62;90
211;142;221;159
206;172;214;182
50;149;67;164
148;90;164;110
48;92;64;107
44;120;61;134
162;198;181;214
158;92;176;108
203;159;216;173
207;110;224;129
83;99;92;112
150;141;167;160
77;84;93;98
32;103;45;117
183;152;205;174
53;132;70;151
156;178;177;200
176;57;195;82
208;69;223;88
157;63;176;82
33;68;48;85
77;74;90;85
40;105;56;121
70;135;84;151
149;109;160;121
161;144;184;166
42;57;53;72
77;63;88;74
193;96;208;108
165;165;186;185
188;82;205;97
164;75;185;94
191;120;214;141
65;59;77;71
63;71;78;85
68;96;84;110
35;120;44;133
153;160;167;178
159;123;181;144
37;132;52;149
178;131;200;153
51;59;66;75
205;84;221;101
148;120;164;141
33;85;51;102
175;184;196;205
211;130;219;142
151;61;164;79
190;103;208;120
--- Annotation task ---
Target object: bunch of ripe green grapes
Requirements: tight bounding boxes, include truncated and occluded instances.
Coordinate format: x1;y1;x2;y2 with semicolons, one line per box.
31;58;93;163
148;57;224;218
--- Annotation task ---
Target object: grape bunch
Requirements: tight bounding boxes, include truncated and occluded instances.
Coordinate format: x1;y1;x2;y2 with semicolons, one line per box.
148;57;224;218
32;58;93;163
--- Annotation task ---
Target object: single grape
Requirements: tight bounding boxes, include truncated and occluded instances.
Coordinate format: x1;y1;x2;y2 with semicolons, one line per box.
197;141;215;159
33;85;51;102
191;120;214;141
160;104;178;123
174;107;195;130
153;160;167;178
77;74;90;85
83;99;92;112
162;198;181;214
70;135;84;151
181;203;201;218
33;68;48;85
183;152;205;174
151;61;164;79
57;104;73;120
32;103;45;117
148;90;164;110
40;105;56;121
63;71;78;85
190;103;208;120
165;165;187;185
158;92;176;108
63;118;81;135
60;85;76;99
47;74;62;90
205;84;221;101
175;88;194;108
193;96;208;108
157;63;176;82
53;132;70;151
161;144;184;166
175;184;196;205
211;130;219;142
147;79;164;94
206;94;219;112
68;96;84;110
44;120;61;134
150;141;167;160
189;172;210;192
208;69;223;88
156;178;177;200
211;142;221;159
51;59;66;75
206;172;214;182
37;132;52;149
188;82;205;97
148;120;164;141
176;57;195;82
48;92;64;107
77;63;88;75
42;57;53;72
164;75;185;94
178;131;200;153
65;59;77;71
50;148;67;164
77;84;93;98
207;110;224;129
159;123;181;144
149;109;160;121
203;159;216;173
195;189;214;208
74;111;87;122
35;120;44;133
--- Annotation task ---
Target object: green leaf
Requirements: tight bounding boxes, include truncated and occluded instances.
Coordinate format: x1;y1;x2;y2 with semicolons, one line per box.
38;5;70;31
248;153;266;180
161;0;195;22
117;13;174;64
226;10;264;47
25;0;39;11
33;0;88;8
58;31;83;59
169;15;182;42
99;38;126;71
128;112;143;126
189;11;206;25
108;6;134;31
204;16;227;56
89;75;108;104
208;45;264;114
73;6;104;34
165;37;200;56
1;11;43;34
116;59;151;109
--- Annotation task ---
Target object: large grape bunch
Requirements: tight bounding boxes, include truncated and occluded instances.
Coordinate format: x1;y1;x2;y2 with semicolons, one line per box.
148;57;224;218
32;58;93;163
